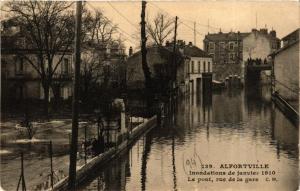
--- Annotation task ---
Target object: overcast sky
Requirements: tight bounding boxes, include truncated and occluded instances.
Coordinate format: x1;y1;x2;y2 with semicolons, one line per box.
89;1;299;51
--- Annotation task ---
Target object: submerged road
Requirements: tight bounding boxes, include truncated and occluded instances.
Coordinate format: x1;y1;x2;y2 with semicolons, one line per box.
79;85;298;191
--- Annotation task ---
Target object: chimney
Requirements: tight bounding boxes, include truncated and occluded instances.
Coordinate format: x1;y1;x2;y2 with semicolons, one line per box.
270;30;276;38
165;40;170;47
129;46;133;56
259;28;268;35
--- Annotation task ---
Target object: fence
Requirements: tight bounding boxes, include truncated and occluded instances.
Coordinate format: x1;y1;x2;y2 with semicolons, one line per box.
1;112;149;191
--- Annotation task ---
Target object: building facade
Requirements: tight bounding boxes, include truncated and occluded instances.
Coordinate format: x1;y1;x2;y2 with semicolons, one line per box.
203;31;248;81
1;19;73;103
272;28;299;110
181;42;213;94
203;29;280;82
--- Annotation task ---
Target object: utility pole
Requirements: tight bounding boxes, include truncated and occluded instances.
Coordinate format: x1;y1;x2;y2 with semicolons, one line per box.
194;21;196;46
207;19;209;34
141;0;152;108
68;1;82;189
172;16;178;84
255;12;258;29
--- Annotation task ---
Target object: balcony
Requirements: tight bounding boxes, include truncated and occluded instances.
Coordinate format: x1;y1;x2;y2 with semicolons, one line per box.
52;72;73;81
6;72;33;80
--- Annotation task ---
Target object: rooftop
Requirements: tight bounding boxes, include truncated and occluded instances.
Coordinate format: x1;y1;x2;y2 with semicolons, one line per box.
204;28;279;42
204;31;250;41
183;45;211;58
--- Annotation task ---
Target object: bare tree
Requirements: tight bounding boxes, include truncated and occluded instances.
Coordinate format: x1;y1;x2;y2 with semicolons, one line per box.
83;10;117;45
80;47;104;106
146;13;174;46
3;1;74;117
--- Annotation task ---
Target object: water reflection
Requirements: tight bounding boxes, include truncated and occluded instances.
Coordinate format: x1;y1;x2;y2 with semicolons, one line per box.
80;85;298;191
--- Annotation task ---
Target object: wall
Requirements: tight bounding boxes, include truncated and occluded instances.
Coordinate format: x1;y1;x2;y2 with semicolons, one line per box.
243;32;272;61
274;42;299;101
242;32;273;82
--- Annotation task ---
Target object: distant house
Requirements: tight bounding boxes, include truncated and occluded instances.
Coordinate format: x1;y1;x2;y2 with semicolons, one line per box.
272;28;299;111
179;42;213;94
80;41;127;89
1;19;73;103
125;45;185;94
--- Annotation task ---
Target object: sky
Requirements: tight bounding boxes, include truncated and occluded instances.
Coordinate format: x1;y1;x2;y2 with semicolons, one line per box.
88;1;299;52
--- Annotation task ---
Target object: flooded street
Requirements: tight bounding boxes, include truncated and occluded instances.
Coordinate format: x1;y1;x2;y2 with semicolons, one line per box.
80;85;298;191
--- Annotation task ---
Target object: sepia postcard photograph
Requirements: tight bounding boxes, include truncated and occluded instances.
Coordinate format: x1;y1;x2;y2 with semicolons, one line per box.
0;0;299;190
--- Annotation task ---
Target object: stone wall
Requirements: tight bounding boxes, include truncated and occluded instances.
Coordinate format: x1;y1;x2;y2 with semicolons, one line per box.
274;42;299;101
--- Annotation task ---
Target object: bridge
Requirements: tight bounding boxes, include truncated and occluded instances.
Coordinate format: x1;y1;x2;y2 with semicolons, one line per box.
246;58;272;71
245;58;272;85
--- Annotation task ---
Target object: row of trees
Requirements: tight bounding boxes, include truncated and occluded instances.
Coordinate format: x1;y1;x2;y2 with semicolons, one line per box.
2;1;176;117
2;1;123;117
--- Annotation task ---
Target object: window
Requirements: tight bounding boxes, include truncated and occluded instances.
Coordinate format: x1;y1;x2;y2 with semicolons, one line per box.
203;61;206;72
229;42;234;50
219;42;225;50
209;53;215;61
15;57;24;75
229;53;234;60
209;42;215;50
191;61;194;73
208;62;210;72
198;61;201;73
62;58;69;74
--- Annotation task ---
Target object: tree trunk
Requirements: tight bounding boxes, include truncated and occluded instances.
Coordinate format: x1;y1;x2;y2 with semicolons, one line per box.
51;85;61;111
141;1;153;111
43;83;50;119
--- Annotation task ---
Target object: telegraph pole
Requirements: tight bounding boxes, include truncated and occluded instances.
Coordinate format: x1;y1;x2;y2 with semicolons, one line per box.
194;21;196;46
172;16;178;83
141;1;152;109
207;19;209;34
68;1;82;189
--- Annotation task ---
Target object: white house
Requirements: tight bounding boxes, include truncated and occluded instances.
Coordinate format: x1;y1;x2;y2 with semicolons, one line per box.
181;42;213;94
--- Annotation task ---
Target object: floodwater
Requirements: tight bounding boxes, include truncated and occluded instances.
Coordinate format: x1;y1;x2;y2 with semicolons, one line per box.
80;85;299;191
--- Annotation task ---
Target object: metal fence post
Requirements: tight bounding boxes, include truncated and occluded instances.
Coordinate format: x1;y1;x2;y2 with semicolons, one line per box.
17;152;26;191
84;125;87;164
49;141;53;190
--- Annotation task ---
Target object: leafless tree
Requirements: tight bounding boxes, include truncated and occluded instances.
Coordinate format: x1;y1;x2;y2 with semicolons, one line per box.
83;10;117;45
3;1;74;117
146;13;174;46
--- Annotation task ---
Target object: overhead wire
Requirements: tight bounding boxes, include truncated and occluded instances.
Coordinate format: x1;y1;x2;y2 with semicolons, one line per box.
86;1;138;45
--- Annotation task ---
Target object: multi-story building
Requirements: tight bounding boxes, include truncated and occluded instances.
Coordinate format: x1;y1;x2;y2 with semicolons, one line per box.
1;19;73;103
204;31;248;65
203;29;280;81
179;42;213;94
